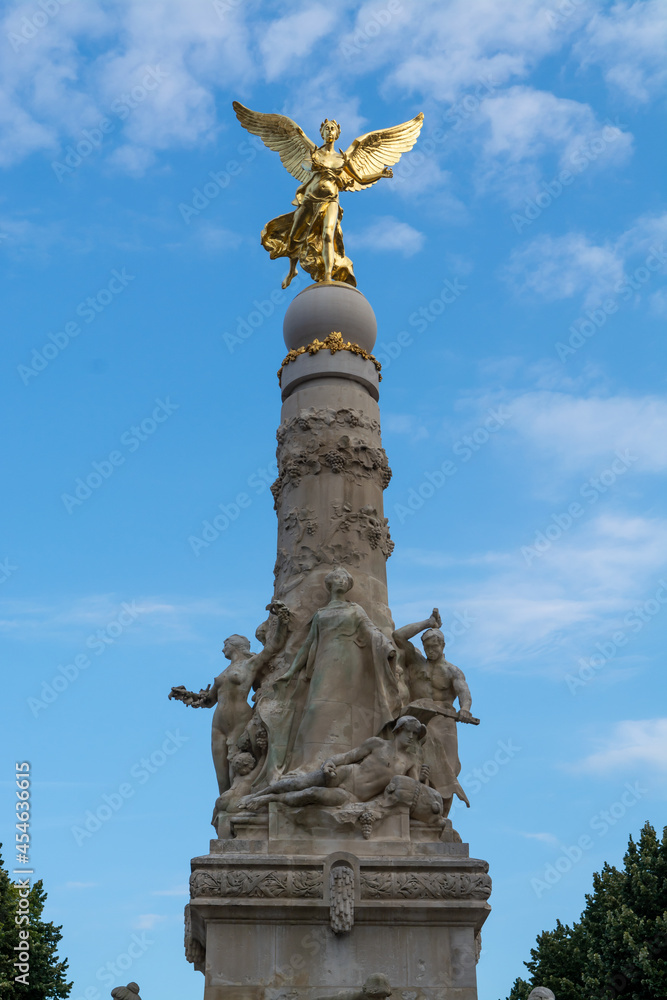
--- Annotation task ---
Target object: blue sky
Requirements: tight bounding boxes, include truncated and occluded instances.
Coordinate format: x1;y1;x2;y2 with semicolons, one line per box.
1;1;666;998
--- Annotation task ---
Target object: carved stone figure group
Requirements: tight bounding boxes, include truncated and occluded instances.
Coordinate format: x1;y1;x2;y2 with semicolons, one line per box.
169;570;477;840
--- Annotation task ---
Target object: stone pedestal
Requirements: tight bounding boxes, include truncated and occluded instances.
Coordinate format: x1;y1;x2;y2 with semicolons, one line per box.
187;829;490;1000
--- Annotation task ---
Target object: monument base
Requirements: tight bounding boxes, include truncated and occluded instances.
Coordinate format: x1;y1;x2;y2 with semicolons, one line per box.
186;814;490;1000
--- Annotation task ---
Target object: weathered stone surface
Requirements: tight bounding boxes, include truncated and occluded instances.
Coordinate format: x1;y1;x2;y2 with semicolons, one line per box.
110;985;141;1000
273;381;394;663
187;851;489;999
280;350;381;401
394;611;476;816
190;866;324;900
182;281;490;999
253;580;402;776
283;282;377;353
169;602;289;801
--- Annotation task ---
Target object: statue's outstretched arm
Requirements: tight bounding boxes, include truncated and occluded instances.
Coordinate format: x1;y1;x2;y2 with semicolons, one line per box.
327;737;381;768
169;680;217;708
342;156;391;186
252;601;291;673
393;608;441;650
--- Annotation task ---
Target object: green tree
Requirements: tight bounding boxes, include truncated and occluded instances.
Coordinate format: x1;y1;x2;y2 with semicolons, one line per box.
503;822;667;1000
0;846;72;999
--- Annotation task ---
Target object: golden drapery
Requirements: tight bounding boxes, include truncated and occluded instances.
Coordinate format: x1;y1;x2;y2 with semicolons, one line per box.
261;199;356;286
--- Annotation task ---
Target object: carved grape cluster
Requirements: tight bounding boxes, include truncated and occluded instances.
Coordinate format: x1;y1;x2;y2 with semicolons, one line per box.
359;809;375;840
367;526;383;549
324;450;346;473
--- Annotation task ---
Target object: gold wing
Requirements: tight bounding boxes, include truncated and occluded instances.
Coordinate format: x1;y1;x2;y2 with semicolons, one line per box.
343;112;424;191
232;101;317;184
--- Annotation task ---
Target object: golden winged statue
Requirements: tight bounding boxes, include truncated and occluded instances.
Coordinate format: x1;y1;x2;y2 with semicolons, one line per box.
233;101;424;288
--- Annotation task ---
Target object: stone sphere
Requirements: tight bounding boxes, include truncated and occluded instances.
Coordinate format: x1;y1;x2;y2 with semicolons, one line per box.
283;281;377;353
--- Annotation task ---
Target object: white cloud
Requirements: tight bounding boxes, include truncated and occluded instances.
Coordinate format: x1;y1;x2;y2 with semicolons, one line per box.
506;391;667;475
397;512;667;675
349;215;425;257
383;414;429;441
133;914;167;930
618;211;667;258
0;593;239;644
0;215;92;260
505;233;625;307
0;91;57;166
392;385;667;673
649;289;667;317
259;5;338;82
0;0;252;174
0;0;648;197
190;223;243;254
151;885;188;896
574;719;667;773
576;0;667;103
108;144;156;176
475;87;632;201
504;212;667;308
385;0;571;101
519;831;561;847
335;4;626;206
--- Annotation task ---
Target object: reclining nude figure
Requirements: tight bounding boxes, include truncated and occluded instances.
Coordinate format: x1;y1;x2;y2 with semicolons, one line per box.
239;716;427;811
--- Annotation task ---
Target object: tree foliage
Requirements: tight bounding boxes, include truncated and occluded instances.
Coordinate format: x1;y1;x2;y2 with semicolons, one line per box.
0;846;72;1000
503;822;667;999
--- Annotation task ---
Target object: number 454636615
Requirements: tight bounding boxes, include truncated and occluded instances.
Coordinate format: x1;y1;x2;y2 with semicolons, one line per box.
15;762;30;862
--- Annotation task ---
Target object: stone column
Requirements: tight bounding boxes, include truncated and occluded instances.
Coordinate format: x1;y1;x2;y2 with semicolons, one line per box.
271;281;394;659
184;280;491;1000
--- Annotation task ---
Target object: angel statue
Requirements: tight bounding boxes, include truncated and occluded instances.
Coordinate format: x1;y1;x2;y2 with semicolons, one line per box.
233;101;424;288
